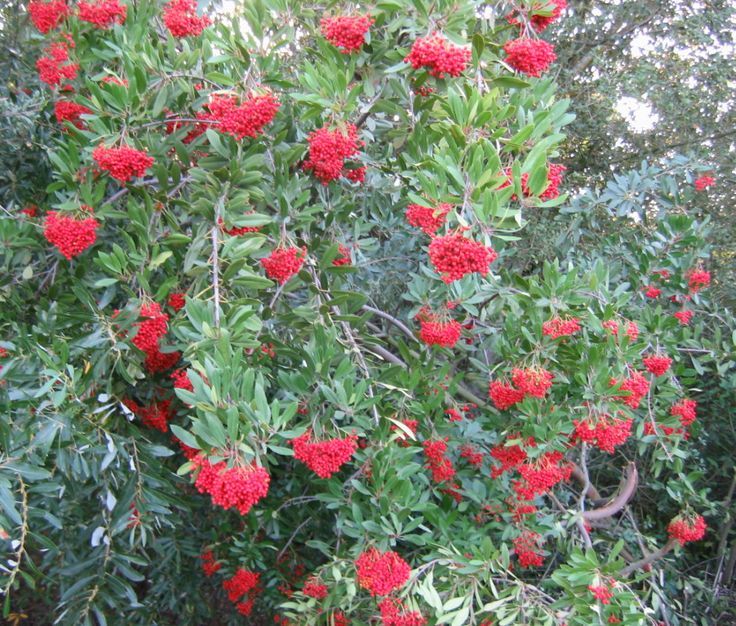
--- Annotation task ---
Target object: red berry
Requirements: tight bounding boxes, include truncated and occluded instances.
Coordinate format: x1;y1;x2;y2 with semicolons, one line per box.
163;0;210;37
320;14;374;53
303;124;362;184
405;202;450;236
355;548;411;596
261;246;307;284
291;430;358;478
54;100;92;128
43;209;99;259
405;34;471;78
28;0;69;33
642;354;672;377
93;144;154;182
428;234;497;283
77;0;127;28
694;175;715;191
193;455;270;515
668;514;707;545
36;42;78;87
504;38;556;77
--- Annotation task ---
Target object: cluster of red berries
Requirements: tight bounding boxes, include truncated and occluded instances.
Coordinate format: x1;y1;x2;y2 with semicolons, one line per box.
223;567;260;616
488;380;525;410
513;530;544;568
405;202;451;236
162;0;210;37
345;166;366;183
43;208;99;259
54;100;92;128
93;144;154;182
670;398;697;429
218;213;262;236
223;221;261;236
390;418;418;446
291;430;358;478
200;550;221;577
507;498;538;523
416;309;462;348
261;246;307;284
355;548;411;596
423;438;457;483
332;244;352;266
674;309;693;326
572;414;633;454
687;268;711;292
167;292;186;311
428;234;497;283
602;319;639;340
488;367;553;410
643;420;682;439
132;302;180;373
644;285;661;298
490;436;532;478
542;315;580;338
171;368;193;392
459;444;484;468
507;0;567;32
445;408;462;422
123;398;174;432
164;111;206;144
29;0;69;33
205;92;280;139
611;371;650;409
500;163;566;200
37;41;78;87
413;83;435;97
142;349;180;375
320;14;374;53
193;454;270;515
667;513;707;545
642;354;672;377
694;175;715;191
514;451;571;500
378;597;427;626
21;205;38;218
301;577;328;599
405;34;471;78
540;163;566;199
303;124;362;184
504;38;556;77
588;583;614;604
77;0;127;29
512;367;554;398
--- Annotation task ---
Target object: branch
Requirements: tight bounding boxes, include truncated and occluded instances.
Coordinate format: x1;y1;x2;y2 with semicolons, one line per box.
619;538;677;578
361;305;416;342
1;477;28;597
360;342;407;367
583;463;638;521
570;463;602;501
576;443;593;549
355;84;386;129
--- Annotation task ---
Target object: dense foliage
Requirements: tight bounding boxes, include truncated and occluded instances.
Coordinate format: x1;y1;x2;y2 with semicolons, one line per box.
1;1;734;625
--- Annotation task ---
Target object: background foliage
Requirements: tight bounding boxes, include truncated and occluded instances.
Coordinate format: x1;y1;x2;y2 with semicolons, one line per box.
0;0;735;625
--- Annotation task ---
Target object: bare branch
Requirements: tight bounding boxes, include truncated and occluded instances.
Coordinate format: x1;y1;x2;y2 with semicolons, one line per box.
583;463;638;521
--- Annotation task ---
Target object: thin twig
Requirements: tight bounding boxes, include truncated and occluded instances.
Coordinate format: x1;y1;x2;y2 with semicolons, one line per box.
211;189;228;329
